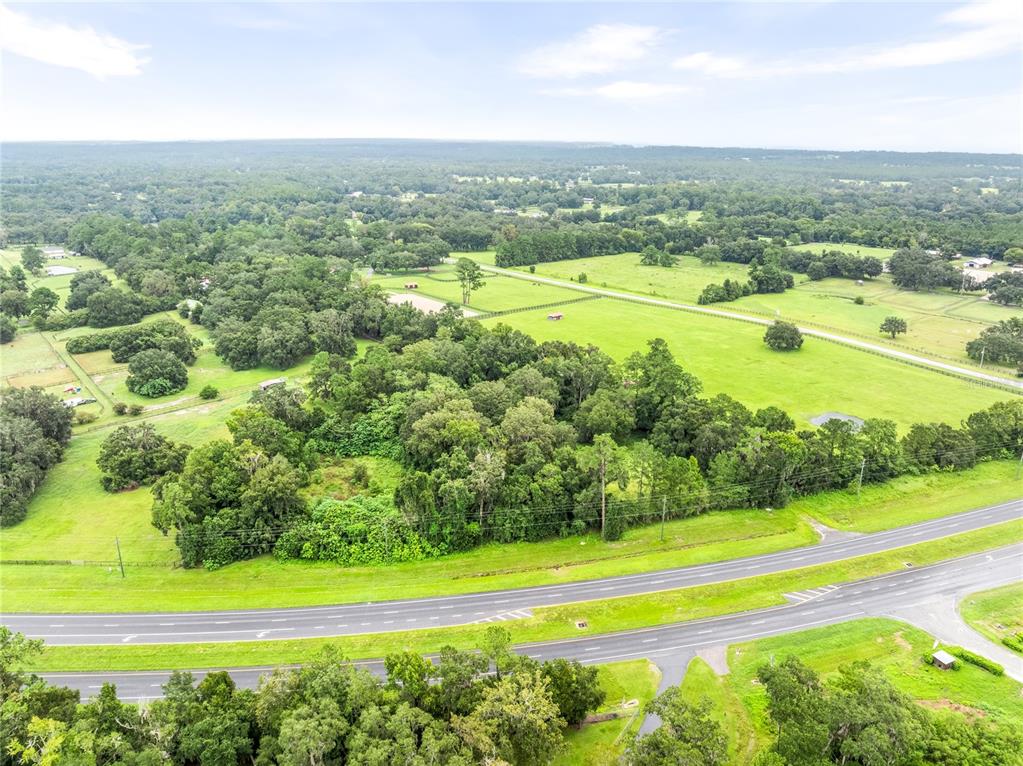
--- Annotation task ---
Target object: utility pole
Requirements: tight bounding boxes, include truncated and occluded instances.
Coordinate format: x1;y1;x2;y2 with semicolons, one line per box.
1016;449;1023;480
115;537;125;579
856;458;866;496
979;346;986;368
660;498;667;543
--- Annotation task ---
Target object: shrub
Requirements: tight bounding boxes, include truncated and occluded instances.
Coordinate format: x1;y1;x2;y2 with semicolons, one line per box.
199;385;219;400
127;404;144;416
112;402;128;415
351;461;370;488
73;410;98;425
947;646;1004;675
854;295;865;305
1001;635;1023;654
578;272;587;283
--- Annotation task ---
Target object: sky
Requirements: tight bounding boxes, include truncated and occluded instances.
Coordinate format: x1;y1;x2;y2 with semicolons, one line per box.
2;1;1021;152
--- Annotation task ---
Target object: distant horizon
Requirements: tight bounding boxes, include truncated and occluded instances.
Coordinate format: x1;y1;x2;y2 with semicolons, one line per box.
3;135;1020;158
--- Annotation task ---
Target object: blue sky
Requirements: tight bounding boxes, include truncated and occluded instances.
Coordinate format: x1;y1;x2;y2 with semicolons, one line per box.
2;2;1020;152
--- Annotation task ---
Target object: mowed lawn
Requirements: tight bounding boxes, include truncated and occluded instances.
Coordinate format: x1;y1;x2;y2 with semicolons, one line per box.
734;276;1016;367
373;265;580;313
466;247;1015;370
484;298;1017;427
519;253;751;304
959;583;1023;648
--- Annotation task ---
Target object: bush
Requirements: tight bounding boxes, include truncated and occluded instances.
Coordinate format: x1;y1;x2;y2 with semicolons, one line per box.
112;402;128;415
127;404;144;416
199;385;219;400
578;272;587;283
947;646;1004;675
854;295;865;305
1000;635;1023;654
73;410;98;425
764;321;804;351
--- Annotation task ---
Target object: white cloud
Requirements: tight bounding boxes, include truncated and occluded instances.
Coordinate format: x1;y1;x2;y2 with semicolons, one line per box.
672;0;1021;79
542;80;691;101
0;4;148;78
673;52;746;76
518;23;663;79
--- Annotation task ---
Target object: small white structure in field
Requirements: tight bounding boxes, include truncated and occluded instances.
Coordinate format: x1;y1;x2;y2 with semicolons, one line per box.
964;257;993;268
46;265;78;276
259;378;286;391
931;650;957;670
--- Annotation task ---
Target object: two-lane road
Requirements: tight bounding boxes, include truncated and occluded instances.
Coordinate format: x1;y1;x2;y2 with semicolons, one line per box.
41;544;1023;699
4;499;1020;645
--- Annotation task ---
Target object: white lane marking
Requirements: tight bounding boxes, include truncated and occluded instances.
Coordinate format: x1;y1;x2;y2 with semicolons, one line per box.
850;601;864;606
583;646;600;651
651;580;666;585
313;626;324;630
271;618;286;622
751;619;766;625
642;638;658;643
121;635;136;643
698;629;712;634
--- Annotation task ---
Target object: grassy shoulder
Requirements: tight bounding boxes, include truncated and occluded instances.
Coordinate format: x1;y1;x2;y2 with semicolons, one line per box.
726;617;1023;761
4;458;1018;613
959;583;1023;649
555;660;661;766
679;657;757;766
26;519;1022;672
793;460;1020;532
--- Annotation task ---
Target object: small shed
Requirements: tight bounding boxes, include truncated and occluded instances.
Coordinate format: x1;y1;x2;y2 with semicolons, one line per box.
931;650;957;670
965;257;993;268
404;282;419;289
547;312;564;321
259;377;286;391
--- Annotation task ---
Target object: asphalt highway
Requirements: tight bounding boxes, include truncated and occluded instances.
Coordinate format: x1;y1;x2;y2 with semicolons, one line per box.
41;544;1023;700
4;499;1020;645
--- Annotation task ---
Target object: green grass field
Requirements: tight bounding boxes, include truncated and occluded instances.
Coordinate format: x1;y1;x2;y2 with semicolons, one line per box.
725;618;1023;761
483;298;1016;428
959;583;1023;649
555;660;661;766
373;264;581;313
786;242;895;259
451;247;1018;371
26;519;1022;671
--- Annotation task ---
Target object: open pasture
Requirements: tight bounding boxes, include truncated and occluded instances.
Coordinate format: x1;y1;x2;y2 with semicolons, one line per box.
787;242;895;259
484;297;1016;428
518;253;750;304
373;263;582;313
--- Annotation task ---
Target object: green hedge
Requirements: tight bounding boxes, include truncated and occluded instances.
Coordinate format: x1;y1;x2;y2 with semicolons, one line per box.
947;646;1005;676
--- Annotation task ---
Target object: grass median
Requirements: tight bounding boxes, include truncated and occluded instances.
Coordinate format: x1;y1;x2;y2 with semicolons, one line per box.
27;519;1022;673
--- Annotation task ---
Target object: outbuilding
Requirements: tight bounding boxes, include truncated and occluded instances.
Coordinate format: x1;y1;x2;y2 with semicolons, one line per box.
547;312;564;321
259;377;286;391
964;257;993;268
931;650;957;670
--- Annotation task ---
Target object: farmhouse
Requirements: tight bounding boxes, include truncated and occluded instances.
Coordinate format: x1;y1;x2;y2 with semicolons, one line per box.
964;257;993;268
43;246;68;258
931;650;957;671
